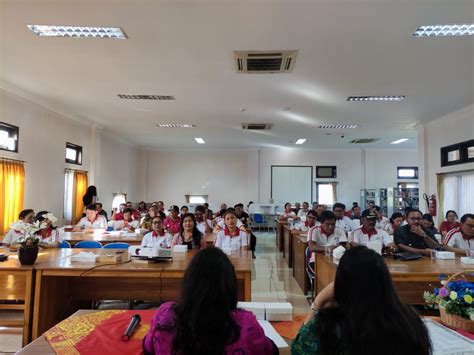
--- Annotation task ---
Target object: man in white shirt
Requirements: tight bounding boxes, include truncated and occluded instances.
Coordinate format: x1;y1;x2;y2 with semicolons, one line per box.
333;203;353;234
194;205;213;235
111;208;139;231
292;210;320;235
443;214;474;256
75;204;108;230
350;210;397;252
297;202;310;218
374;206;390;230
1;209;35;247
307;211;348;265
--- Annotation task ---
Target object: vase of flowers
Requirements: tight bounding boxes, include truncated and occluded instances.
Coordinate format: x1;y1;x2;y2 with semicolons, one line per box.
10;220;41;265
424;270;474;332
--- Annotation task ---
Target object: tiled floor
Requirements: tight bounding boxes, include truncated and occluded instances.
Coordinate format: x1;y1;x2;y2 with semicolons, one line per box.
0;231;308;353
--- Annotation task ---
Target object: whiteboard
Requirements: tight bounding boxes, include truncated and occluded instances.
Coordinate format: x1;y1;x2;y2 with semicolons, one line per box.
271;166;313;205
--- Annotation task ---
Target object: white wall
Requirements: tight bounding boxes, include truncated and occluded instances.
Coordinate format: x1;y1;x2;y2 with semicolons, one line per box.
0;88;141;222
145;149;258;209
418;104;474;197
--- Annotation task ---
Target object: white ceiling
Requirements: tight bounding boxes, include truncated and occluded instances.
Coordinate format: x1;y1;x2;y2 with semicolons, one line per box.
0;0;473;149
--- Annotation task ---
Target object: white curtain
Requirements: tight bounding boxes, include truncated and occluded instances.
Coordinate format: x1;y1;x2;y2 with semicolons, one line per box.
442;170;474;218
63;170;74;225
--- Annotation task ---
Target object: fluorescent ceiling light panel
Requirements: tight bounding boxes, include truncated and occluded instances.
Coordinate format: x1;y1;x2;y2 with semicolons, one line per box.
319;124;358;129
194;138;205;144
295;138;306;145
347;96;405;102
27;25;127;39
412;24;474;37
157;124;196;128
390;138;410;145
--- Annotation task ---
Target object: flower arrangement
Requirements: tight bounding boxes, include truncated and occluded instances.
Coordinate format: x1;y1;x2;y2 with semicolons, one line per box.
424;273;474;322
10;220;40;247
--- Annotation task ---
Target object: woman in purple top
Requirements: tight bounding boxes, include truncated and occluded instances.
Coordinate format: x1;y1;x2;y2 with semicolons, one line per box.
143;247;277;355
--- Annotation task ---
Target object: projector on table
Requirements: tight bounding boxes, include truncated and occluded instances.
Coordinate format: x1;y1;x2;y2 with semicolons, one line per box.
128;246;173;261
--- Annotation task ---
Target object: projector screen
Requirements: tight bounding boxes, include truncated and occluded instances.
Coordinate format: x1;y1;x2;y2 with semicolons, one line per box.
271;166;313;205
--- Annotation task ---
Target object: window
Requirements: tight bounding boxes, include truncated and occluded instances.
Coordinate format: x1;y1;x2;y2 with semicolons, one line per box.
316;166;337;178
441;139;474;167
66;142;82;165
0;159;25;234
185;195;208;204
0;122;19;153
439;171;474;219
398;182;419;188
316;182;336;206
397;166;418;179
63;169;88;224
112;193;127;210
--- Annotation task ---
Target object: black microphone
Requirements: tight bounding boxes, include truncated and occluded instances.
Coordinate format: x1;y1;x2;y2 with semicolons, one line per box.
122;314;141;341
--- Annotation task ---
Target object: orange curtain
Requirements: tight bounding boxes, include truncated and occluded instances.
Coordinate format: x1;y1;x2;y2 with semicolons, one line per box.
0;160;25;235
72;171;88;224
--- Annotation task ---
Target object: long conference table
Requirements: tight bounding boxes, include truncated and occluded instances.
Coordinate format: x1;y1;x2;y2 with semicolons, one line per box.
0;247;252;344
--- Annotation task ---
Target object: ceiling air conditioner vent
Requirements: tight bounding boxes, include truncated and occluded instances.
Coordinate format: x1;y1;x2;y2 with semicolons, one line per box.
350;138;380;144
118;94;175;100
234;50;297;73
242;123;274;130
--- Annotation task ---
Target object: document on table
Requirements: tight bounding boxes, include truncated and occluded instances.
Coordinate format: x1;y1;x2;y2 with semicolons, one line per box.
258;320;288;348
424;319;474;355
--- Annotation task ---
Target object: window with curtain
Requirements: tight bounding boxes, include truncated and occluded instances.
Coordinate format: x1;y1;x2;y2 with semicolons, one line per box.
112;193;127;210
439;170;474;222
63;170;88;225
316;182;337;206
0;159;25;235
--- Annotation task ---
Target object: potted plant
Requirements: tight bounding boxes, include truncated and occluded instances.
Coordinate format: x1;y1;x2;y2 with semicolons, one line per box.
424;271;474;332
10;220;40;265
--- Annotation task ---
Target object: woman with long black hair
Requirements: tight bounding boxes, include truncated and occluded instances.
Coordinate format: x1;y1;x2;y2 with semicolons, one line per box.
143;247;277;355
171;213;206;250
292;246;432;354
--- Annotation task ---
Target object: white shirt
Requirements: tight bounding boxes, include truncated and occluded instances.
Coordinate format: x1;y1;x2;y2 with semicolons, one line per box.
350;226;393;247
1;228;24;246
307;226;347;263
297;209;310;218
111;220;139;231
76;215;108;229
279;211;296;219
445;228;474;253
196;220;213;235
215;228;248;250
293;221;320;232
37;229;61;244
336;216;354;234
376;216;390;230
140;231;173;248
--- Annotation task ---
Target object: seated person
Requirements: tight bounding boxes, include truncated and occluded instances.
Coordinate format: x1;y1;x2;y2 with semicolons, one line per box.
443;214;474;256
297;201;310;218
180;205;189;217
96;202;108;220
351;204;362;220
422;213;439;235
279;202;299;222
125;201;141;220
215;210;249;251
34;211;61;248
164;205;181;234
138;201;148;214
384;212;404;235
350;210;397;252
394;209;440;257
111;203;125;221
292;210;320;235
307;211;348;266
111;208;139;231
143;247;276;354
141;216;173;248
213;203;228;218
1;209;35;247
194;205;213;235
374;206;390;230
75;204;108;230
214;208;245;233
439;210;462;240
333;203;353;234
235;203;257;258
172;213;206;250
292;246;431;354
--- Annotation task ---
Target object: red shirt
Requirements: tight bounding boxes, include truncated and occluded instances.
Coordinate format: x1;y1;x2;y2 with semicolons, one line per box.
440;221;461;233
164;216;180;234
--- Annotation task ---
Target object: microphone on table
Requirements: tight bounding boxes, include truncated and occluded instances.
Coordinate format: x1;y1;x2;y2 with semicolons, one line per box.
122;314;141;342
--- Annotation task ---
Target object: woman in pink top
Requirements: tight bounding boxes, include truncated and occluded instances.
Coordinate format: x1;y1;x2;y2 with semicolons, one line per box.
143;247;277;355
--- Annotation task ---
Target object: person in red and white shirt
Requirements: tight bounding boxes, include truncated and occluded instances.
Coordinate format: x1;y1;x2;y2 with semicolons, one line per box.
194;205;213;235
307;211;348;264
1;209;35;248
111;208;140;232
34;211;61;248
75;204;108;230
439;210;462;241
292;210;320;236
350;210;397;252
141;216;173;248
443;214;474;256
279;202;299;222
374;206;390;230
164;205;181;234
333;203;353;234
215;210;249;251
297;202;310;218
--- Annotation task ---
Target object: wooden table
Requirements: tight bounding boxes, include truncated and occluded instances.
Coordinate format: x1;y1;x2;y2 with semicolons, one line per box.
292;234;309;294
61;231;143;246
275;221;287;252
31;248;252;339
315;253;474;304
283;226;293;267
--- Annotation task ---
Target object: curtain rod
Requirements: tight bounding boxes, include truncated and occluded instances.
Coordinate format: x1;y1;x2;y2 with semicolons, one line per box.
436;168;474;175
65;167;88;173
0;156;26;163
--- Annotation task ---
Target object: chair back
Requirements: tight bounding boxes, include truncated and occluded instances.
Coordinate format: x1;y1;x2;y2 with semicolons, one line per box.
253;213;264;223
103;242;130;249
75;241;103;249
58;240;71;248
